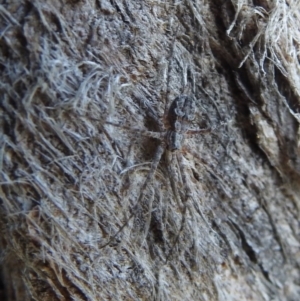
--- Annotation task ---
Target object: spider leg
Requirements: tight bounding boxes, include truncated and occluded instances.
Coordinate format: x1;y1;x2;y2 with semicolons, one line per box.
177;152;193;203
105;121;165;140
163;26;180;116
186;127;211;135
168;153;219;258
184;146;232;198
166;150;182;207
186;119;229;136
100;142;166;249
165;151;191;261
178;148;216;232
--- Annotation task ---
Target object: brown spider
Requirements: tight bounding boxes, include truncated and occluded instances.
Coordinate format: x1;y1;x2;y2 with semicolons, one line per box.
99;28;227;258
100;94;214;256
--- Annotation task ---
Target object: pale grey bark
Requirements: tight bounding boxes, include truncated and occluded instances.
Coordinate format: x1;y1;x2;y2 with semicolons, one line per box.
0;0;299;300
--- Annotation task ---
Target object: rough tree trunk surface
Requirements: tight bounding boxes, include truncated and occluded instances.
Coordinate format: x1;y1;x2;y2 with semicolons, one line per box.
1;0;300;300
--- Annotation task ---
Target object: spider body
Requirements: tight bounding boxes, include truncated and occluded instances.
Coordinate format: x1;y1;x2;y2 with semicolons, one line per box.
100;94;210;249
167;95;196;130
166;95;196;151
100;32;220;254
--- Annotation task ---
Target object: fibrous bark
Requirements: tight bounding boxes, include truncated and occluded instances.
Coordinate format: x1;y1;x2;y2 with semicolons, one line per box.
0;0;300;300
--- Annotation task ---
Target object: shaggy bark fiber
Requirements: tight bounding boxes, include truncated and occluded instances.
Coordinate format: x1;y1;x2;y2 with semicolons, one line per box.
0;0;300;300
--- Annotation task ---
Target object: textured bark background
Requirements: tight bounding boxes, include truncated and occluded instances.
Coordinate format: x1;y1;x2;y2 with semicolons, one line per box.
1;0;300;300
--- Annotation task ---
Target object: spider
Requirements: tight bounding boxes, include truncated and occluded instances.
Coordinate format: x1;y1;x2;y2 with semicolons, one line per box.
100;94;216;258
99;28;226;258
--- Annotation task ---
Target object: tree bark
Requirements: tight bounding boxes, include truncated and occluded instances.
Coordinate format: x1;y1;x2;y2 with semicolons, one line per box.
1;0;299;300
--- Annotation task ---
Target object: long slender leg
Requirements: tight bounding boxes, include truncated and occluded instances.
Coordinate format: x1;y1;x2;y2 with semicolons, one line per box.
186;119;228;136
100;142;166;249
167;151;220;257
165;151;192;261
184;146;232;198
178;149;212;230
166;150;182;207
105;121;165;140
180;149;226;249
177;152;193;204
186;128;211;135
163;26;180;116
